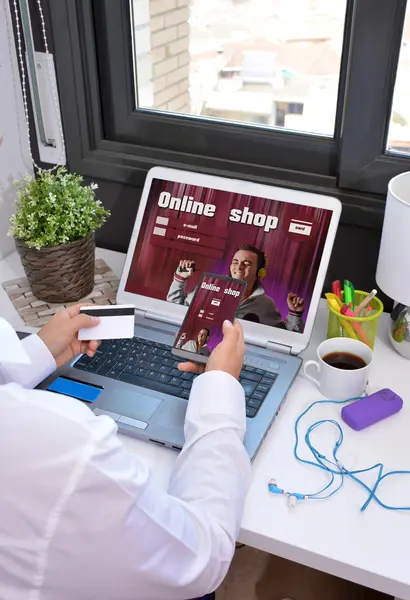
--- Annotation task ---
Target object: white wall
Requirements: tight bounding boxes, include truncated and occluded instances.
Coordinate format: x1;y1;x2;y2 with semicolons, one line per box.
0;0;33;259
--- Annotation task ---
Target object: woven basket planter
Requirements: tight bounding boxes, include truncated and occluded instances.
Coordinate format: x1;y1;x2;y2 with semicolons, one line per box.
15;234;95;303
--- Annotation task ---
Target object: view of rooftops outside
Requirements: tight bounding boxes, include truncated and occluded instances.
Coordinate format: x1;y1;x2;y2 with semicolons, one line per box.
131;0;347;136
386;4;410;156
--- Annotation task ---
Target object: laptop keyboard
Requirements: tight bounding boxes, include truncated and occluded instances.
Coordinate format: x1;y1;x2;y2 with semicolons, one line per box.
73;337;278;418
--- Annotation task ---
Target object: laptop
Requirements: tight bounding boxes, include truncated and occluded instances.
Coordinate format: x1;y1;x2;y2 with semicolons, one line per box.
37;167;341;459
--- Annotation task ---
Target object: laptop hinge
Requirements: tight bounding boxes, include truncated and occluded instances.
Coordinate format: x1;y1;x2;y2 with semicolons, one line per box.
266;341;292;355
134;308;181;326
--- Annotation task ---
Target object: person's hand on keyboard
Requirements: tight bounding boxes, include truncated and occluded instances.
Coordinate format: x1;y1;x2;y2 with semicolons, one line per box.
178;320;245;380
38;304;101;368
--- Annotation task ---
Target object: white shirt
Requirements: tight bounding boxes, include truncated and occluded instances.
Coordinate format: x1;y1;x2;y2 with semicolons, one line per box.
0;330;251;600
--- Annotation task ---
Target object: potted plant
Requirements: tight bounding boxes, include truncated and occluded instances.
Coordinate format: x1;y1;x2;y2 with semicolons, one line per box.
9;168;110;303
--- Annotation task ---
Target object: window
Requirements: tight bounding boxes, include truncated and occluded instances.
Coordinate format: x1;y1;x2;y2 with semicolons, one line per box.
37;0;410;206
386;3;410;156
130;0;346;136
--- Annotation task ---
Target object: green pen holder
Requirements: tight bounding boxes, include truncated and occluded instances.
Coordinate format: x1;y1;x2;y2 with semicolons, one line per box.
327;290;384;350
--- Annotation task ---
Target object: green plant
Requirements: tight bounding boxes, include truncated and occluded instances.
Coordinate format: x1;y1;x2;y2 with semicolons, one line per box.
9;168;110;249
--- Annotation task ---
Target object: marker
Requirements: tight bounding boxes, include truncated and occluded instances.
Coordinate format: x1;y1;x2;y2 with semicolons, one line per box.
325;293;357;339
343;280;355;310
331;280;341;299
341;305;370;346
352;289;377;317
325;292;342;309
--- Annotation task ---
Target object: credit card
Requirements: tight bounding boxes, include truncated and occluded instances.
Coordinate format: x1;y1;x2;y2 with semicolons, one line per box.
78;305;135;340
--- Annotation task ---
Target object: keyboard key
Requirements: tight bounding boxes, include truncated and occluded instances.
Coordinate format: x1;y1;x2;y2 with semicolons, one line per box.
126;356;138;364
252;390;267;401
180;389;190;399
163;358;174;367
74;360;90;370
246;406;257;418
147;371;158;381
261;375;277;386
158;374;171;384
124;365;136;374
170;368;181;377
244;365;257;372
107;369;122;379
103;358;117;368
137;360;149;368
181;380;192;390
96;365;111;376
180;372;194;381
247;397;262;408
240;380;257;396
148;362;158;371
118;372;183;398
159;365;171;375
170;377;181;386
151;356;162;365
114;361;126;372
256;383;270;394
135;368;149;377
99;341;112;351
255;368;265;375
241;371;262;382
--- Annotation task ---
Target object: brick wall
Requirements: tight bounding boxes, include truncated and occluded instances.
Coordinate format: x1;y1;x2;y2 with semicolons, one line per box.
132;0;190;113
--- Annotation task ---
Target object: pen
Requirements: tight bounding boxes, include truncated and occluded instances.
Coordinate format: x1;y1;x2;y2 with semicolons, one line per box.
331;280;341;299
341;305;370;346
352;289;377;317
343;280;355;310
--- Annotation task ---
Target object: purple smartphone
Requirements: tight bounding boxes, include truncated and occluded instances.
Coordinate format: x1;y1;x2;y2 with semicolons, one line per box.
341;389;403;431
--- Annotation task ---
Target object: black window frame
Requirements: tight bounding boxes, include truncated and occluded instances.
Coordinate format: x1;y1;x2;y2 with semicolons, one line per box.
23;0;410;224
337;0;409;194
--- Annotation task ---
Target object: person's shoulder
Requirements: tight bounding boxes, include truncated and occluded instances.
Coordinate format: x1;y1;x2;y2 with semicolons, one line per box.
252;284;277;307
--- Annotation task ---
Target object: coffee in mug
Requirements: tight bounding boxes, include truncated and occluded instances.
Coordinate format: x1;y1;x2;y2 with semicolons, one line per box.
322;352;367;370
303;337;373;399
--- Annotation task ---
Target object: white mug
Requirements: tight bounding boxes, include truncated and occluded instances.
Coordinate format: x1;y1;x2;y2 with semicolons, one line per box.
303;337;373;400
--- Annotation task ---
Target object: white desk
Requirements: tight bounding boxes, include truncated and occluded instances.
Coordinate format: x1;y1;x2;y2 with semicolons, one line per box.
1;248;409;600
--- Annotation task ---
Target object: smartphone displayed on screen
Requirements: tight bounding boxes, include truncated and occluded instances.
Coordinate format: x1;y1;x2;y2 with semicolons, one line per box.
172;273;247;364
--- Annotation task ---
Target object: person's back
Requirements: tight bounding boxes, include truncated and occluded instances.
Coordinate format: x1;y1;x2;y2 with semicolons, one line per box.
0;309;250;600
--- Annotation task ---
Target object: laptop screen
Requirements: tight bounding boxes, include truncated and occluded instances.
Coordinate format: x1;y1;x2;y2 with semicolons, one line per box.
125;178;333;335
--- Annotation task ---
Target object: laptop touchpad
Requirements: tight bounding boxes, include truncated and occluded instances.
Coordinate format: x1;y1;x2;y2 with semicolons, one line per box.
101;389;162;421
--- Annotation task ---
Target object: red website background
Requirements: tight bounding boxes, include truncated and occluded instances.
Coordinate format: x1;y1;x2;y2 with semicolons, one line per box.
125;178;333;324
175;276;246;353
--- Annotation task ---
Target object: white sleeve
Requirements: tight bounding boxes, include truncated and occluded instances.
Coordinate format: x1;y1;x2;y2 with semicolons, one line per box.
46;370;251;600
0;334;56;389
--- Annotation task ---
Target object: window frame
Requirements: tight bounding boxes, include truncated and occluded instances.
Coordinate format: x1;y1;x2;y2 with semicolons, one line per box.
337;0;409;194
41;0;409;224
